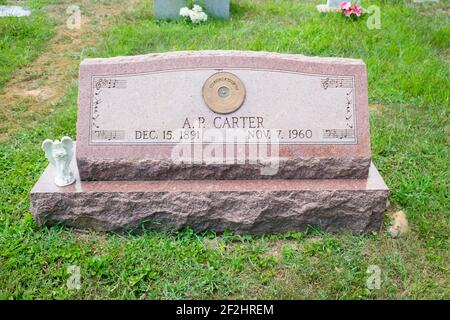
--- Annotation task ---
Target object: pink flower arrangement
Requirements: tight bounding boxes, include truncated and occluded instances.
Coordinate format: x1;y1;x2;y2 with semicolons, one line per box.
340;1;362;17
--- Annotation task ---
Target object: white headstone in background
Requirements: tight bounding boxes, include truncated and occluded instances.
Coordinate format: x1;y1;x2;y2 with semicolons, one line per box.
154;0;186;20
317;0;342;13
327;0;342;8
0;6;31;17
204;0;230;20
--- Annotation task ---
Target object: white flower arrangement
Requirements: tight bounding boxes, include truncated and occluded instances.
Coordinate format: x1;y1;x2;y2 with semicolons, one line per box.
180;4;208;24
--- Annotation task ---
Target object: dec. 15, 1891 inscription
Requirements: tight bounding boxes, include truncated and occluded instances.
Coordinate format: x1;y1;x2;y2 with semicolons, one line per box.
90;68;357;145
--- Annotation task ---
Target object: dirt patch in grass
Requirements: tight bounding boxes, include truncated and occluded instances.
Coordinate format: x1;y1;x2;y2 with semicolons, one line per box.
263;240;303;261
369;104;384;115
0;0;142;141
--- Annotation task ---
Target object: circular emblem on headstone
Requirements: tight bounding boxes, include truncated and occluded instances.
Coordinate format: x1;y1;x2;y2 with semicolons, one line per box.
202;72;246;114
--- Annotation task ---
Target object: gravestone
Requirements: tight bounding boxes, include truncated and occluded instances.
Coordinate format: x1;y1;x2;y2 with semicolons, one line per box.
154;0;186;20
0;6;31;17
154;0;230;20
204;0;230;20
327;0;342;8
317;0;342;12
30;51;389;234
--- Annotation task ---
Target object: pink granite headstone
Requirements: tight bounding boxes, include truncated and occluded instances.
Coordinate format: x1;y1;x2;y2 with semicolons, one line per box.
30;51;389;234
76;51;371;181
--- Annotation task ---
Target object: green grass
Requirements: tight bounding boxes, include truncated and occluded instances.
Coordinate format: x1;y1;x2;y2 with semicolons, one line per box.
0;0;57;89
0;0;449;299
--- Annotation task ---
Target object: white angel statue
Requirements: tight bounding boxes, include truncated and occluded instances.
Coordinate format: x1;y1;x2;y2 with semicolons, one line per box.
42;136;75;187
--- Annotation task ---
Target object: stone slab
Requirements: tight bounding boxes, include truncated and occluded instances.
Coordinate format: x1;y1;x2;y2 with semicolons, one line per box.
0;6;31;17
327;0;342;8
204;0;230;20
31;159;389;234
77;51;371;181
154;0;186;20
317;4;341;13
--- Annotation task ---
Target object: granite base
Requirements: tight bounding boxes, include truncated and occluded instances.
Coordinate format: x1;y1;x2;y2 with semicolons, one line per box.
31;162;389;234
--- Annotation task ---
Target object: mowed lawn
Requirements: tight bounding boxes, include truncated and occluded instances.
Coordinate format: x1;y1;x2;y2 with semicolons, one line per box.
0;0;448;299
0;0;55;89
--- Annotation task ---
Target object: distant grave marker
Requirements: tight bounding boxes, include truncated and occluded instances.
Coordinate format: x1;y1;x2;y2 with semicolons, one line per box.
154;0;186;20
154;0;230;20
204;0;230;20
317;0;342;13
0;6;31;17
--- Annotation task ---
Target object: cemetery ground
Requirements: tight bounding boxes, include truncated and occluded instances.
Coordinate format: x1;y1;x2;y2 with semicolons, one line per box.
0;0;448;299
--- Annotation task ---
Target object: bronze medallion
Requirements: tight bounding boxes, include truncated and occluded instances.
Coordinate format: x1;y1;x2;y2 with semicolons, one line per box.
202;72;246;114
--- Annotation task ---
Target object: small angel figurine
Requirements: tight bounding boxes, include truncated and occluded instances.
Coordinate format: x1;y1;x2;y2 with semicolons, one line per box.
42;136;75;187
